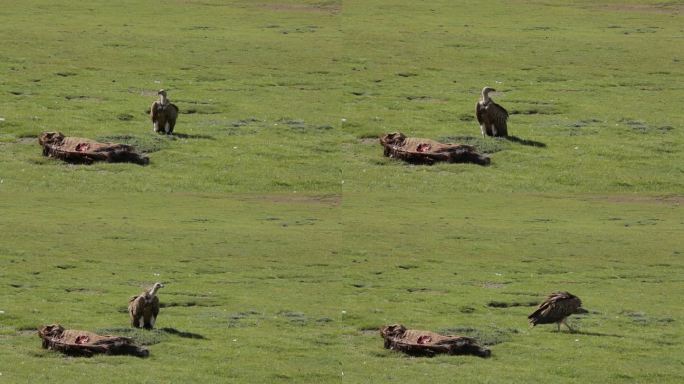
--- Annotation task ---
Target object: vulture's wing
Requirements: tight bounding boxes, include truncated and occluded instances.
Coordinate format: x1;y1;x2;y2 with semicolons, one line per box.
488;102;508;131
528;292;580;324
166;103;179;120
492;101;508;117
476;102;485;124
128;296;145;327
150;101;160;122
128;295;142;313
151;296;160;319
528;300;551;324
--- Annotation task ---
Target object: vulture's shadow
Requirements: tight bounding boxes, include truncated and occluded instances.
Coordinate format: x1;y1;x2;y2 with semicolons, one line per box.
572;330;623;338
171;133;216;140
505;135;546;148
160;327;207;340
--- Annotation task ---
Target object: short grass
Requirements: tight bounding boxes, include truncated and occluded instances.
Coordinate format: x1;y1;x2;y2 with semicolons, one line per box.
1;0;683;383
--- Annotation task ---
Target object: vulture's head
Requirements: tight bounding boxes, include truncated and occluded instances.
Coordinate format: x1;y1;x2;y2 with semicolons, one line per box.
380;324;407;339
149;282;164;295
39;324;65;338
38;131;65;146
157;89;167;97
481;86;496;96
380;132;407;146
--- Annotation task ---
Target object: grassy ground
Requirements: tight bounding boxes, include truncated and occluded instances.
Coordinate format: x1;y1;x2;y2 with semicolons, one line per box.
1;0;683;383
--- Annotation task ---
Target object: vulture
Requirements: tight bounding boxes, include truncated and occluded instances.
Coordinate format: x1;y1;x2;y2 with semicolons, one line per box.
476;86;509;137
128;282;164;330
150;89;178;135
528;291;588;332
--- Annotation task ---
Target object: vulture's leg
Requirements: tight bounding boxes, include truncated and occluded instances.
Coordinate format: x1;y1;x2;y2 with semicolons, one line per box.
153;122;159;133
562;319;575;333
556;322;561;332
490;124;498;137
164;122;171;135
149;316;156;328
480;124;486;138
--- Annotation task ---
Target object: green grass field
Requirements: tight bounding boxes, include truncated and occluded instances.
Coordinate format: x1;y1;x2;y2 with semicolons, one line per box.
1;0;683;382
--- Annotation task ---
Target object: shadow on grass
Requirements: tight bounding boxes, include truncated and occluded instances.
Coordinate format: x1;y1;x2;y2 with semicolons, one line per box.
505;135;546;148
440;326;518;346
573;330;624;338
173;133;215;140
160;327;207;339
487;300;538;308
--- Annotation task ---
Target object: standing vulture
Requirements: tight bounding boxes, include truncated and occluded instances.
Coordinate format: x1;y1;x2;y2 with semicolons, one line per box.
150;89;178;135
476;86;509;137
128;282;164;330
528;291;588;332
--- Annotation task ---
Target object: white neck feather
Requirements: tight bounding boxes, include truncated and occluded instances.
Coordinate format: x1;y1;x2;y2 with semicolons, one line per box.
148;285;160;297
159;95;168;105
481;92;490;103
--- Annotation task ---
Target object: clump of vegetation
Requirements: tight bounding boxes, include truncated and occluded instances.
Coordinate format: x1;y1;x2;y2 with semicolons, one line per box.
439;326;519;346
96;134;169;153
439;135;510;154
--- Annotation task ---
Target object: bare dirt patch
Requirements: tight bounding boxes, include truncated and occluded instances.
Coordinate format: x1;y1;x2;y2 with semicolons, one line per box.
128;88;161;97
17;137;36;145
482;281;508;289
177;192;341;207
255;3;341;15
583;194;683;206
248;193;342;207
405;95;448;104
597;4;682;14
358;138;377;145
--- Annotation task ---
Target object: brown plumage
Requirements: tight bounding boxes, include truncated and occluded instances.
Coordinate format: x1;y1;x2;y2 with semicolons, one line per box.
150;89;178;135
476;86;509;137
528;291;588;332
128;282;163;330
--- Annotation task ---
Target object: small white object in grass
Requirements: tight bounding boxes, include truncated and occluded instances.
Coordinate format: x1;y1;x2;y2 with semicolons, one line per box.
0;310;5;314
341;180;345;184
495;273;502;276
232;339;237;342
575;339;579;342
574;146;579;150
0;117;5;122
341;310;347;314
154;273;160;276
341;118;347;122
233;146;237;149
154;80;161;84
